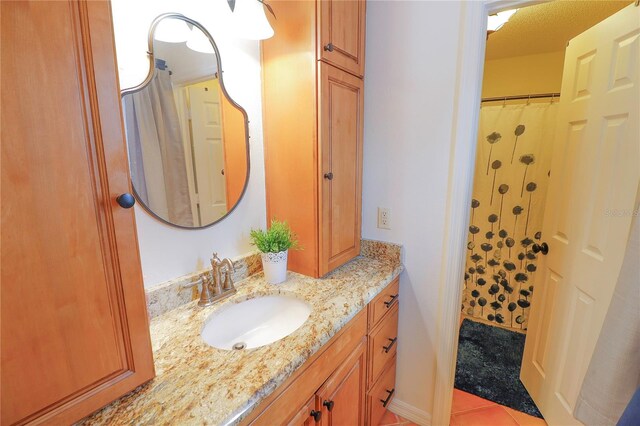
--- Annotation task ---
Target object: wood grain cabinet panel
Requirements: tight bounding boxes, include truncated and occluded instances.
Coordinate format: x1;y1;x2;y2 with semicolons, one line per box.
262;0;366;278
368;278;399;328
318;0;366;77
319;63;364;275
286;397;320;426
368;304;399;386
367;356;397;426
317;341;366;426
1;1;154;424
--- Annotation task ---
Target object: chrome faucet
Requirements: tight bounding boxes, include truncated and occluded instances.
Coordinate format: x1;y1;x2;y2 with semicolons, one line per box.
184;253;237;307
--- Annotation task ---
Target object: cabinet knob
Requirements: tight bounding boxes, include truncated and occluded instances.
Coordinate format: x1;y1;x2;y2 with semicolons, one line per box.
532;242;549;255
323;400;335;411
116;193;135;209
310;409;322;422
324;43;334;52
324;172;334;180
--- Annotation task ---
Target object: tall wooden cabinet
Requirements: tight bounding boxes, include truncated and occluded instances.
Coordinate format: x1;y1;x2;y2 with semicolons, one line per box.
1;1;155;424
262;0;366;278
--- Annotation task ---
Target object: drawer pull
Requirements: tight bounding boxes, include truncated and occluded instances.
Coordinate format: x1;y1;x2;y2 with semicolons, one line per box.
380;388;395;407
384;294;399;308
323;400;334;411
310;410;322;422
383;337;397;353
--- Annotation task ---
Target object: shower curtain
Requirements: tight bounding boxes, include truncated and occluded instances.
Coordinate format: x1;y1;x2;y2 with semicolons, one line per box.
122;68;193;225
461;103;558;331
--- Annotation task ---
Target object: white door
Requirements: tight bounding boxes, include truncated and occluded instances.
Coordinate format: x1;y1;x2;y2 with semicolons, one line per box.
521;3;639;425
188;80;228;224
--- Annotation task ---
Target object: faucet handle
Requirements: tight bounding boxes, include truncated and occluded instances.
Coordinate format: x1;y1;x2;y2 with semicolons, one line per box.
182;276;215;307
221;258;236;291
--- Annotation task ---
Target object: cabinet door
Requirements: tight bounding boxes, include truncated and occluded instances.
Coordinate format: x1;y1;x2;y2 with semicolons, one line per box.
318;63;364;276
317;340;366;426
1;1;154;424
286;396;322;426
318;0;366;77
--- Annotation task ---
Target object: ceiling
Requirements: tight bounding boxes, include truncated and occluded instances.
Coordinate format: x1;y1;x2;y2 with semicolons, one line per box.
486;0;633;60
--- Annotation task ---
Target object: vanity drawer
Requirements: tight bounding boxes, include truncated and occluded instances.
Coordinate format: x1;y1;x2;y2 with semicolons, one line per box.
368;303;399;384
367;355;397;426
368;278;399;328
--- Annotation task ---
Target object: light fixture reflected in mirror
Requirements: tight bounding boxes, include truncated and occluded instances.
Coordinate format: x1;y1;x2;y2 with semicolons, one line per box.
229;0;275;40
487;9;517;35
154;18;192;43
186;28;215;53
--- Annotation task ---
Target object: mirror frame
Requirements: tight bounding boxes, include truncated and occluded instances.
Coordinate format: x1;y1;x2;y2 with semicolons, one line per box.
120;13;251;230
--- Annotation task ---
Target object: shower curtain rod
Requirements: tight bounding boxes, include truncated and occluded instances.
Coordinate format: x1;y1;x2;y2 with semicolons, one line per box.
481;92;561;103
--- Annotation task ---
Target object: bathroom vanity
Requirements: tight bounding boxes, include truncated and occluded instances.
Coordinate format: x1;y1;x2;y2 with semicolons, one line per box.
80;246;402;425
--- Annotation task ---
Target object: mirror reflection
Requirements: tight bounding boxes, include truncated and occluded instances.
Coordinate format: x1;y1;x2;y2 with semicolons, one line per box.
122;15;249;228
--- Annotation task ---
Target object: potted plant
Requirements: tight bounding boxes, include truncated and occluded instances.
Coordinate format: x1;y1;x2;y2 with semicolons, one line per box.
250;220;299;284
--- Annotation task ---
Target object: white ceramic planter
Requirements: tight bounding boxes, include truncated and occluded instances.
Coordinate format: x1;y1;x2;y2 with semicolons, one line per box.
261;250;288;284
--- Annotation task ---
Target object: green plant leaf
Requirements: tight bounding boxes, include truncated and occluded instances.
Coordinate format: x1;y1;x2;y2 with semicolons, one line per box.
249;219;300;253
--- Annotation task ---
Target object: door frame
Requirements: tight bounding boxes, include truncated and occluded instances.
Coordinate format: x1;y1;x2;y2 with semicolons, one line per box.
431;1;548;425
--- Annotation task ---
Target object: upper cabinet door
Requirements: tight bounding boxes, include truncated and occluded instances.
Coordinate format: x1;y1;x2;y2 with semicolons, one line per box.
318;0;367;78
319;63;364;276
1;1;154;424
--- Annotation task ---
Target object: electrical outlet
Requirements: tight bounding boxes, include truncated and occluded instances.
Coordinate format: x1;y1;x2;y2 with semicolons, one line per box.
378;207;391;230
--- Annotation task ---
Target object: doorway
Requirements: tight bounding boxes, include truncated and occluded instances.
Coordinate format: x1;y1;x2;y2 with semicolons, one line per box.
448;1;637;425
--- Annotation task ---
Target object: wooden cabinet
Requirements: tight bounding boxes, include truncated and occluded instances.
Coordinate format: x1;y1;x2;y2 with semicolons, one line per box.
286;397;321;426
319;0;367;77
244;278;399;425
366;278;400;424
317;342;366;425
0;1;154;424
262;0;366;278
368;304;399;385
319;63;365;274
367;356;397;426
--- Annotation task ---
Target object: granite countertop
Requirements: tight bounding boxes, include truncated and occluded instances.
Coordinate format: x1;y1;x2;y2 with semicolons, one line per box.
81;252;402;425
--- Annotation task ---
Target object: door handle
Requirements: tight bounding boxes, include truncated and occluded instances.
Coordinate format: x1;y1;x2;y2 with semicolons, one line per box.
324;172;334;180
323;400;334;411
383;337;397;353
324;43;334;52
532;242;549;255
380;388;395;407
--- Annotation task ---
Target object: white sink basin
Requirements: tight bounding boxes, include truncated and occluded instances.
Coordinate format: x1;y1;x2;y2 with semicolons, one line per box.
201;294;311;350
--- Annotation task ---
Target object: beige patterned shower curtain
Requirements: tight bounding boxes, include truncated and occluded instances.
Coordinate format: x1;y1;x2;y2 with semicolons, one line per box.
461;103;558;331
122;69;193;225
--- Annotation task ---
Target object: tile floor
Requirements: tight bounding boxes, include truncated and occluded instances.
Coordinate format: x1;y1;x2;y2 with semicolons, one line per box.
378;390;547;426
450;389;547;426
378;409;418;426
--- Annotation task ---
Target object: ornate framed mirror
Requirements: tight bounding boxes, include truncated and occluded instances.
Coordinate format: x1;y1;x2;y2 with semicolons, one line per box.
121;13;250;229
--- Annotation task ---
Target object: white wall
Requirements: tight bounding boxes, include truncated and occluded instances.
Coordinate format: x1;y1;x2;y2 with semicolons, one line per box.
363;0;464;419
111;0;266;287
